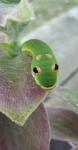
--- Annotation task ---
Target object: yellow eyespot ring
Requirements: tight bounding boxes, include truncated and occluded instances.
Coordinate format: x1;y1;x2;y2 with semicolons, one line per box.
52;64;59;72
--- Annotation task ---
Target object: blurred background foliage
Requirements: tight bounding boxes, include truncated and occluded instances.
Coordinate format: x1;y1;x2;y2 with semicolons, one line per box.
0;0;20;4
23;0;78;33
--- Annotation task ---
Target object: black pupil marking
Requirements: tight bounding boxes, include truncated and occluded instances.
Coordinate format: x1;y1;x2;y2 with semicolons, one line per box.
55;64;59;70
33;67;39;73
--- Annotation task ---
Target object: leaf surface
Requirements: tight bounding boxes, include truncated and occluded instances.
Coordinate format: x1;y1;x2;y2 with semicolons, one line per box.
0;104;50;150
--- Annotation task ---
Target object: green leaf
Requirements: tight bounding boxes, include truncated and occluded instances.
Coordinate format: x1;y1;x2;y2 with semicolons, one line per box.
0;0;32;25
0;0;33;43
0;0;20;4
7;0;33;23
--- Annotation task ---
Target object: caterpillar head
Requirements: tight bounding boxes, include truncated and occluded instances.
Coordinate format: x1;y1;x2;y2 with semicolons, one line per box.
32;54;59;90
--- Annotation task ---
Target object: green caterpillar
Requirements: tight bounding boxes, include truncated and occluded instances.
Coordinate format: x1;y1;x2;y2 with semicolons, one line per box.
21;39;59;90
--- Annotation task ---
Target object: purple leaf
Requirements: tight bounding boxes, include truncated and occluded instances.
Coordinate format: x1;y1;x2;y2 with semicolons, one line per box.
47;107;78;142
0;104;50;150
0;47;47;125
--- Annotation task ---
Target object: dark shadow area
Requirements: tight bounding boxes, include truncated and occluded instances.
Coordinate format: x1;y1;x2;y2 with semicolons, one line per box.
50;139;72;150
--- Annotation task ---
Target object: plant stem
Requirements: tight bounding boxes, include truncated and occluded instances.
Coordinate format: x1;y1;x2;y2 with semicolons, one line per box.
0;42;21;57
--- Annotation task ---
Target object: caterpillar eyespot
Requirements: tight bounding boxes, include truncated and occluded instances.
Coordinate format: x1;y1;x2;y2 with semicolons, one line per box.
52;64;59;72
33;66;41;74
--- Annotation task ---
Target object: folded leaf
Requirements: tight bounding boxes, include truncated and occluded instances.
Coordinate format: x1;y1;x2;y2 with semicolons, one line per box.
0;47;47;125
0;104;50;150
